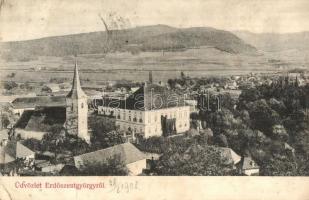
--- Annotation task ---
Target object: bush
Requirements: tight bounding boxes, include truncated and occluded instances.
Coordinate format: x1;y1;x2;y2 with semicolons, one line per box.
4;81;18;90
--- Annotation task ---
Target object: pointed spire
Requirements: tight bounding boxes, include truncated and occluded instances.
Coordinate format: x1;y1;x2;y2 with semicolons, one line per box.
67;60;87;98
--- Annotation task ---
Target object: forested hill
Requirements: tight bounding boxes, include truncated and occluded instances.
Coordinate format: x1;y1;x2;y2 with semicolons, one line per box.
0;25;257;59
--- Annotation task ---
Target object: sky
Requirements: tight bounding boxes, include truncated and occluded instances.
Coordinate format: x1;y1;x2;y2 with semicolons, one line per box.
1;0;309;41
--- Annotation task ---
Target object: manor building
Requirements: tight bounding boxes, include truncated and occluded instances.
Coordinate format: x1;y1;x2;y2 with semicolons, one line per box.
97;82;190;138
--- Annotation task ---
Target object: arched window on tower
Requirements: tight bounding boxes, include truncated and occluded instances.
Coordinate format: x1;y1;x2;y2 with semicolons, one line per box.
81;103;84;109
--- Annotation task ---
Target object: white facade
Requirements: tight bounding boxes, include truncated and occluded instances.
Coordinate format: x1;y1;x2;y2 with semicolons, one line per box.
15;129;46;140
98;105;190;138
243;168;259;176
77;97;89;142
13;108;35;116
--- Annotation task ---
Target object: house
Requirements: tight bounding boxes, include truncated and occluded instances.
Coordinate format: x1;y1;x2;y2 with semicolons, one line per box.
183;146;241;167
74;143;147;176
40;163;78;175
58;164;80;176
41;84;61;93
217;147;242;168
0;139;35;175
224;81;238;90
0;139;35;163
237;157;260;176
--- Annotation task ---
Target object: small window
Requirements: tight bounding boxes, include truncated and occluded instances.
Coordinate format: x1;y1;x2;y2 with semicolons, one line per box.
81;103;84;108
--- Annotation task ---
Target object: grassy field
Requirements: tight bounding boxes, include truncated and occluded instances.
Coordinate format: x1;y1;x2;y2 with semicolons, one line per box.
0;47;308;84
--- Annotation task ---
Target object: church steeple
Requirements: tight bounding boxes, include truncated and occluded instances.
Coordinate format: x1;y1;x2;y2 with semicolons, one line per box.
65;60;89;143
67;61;87;98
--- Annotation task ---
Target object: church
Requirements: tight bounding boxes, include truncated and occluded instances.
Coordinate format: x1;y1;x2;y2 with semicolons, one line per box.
14;62;90;143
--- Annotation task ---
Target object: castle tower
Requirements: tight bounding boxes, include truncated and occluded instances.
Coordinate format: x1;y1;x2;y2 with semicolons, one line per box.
65;62;90;143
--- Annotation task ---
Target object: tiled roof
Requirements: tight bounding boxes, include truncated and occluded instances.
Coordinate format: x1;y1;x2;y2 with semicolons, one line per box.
100;83;186;111
74;143;146;167
16;142;35;158
12;96;66;109
183;145;241;166
218;147;241;165
15;107;66;132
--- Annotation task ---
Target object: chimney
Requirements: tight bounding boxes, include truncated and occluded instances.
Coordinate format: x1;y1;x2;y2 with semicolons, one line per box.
149;71;153;84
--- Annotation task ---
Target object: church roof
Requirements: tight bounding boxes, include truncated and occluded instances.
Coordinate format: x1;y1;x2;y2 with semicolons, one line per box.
12;96;66;109
66;62;87;99
15;107;66;132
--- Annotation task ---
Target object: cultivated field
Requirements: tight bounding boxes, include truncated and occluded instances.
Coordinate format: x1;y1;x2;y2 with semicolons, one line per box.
0;47;308;84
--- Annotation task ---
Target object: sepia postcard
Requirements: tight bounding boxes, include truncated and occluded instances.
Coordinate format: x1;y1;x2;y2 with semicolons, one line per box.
0;0;309;199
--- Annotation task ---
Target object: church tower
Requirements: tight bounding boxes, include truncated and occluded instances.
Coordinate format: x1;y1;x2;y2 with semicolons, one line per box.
65;61;90;143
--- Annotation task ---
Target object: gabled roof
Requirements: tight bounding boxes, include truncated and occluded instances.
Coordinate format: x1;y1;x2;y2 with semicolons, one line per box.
12;96;66;109
15;107;66;132
241;157;259;170
0;140;34;164
74;143;146;167
16;142;35;158
218;147;241;165
66;62;87;99
0;130;8;141
0;152;15;164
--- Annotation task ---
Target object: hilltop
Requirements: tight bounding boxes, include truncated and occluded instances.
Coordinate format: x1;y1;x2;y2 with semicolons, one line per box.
0;25;257;61
234;30;309;52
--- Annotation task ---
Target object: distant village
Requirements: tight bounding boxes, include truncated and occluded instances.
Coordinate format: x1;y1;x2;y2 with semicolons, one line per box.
0;63;309;176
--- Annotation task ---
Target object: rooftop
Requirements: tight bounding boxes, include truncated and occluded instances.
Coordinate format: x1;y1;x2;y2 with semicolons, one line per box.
241;157;259;170
218;147;241;165
74;143;146;167
12;96;66;109
0;140;35;164
15;106;66;132
99;83;186;111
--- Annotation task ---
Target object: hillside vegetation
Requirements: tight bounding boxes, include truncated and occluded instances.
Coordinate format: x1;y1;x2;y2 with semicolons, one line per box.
0;25;257;61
